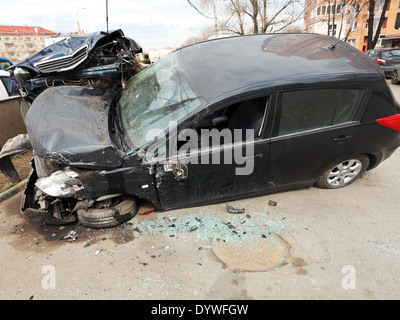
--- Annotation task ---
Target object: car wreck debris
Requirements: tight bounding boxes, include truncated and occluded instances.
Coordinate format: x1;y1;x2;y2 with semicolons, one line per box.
226;204;246;214
9;29;150;106
63;230;78;241
268;200;277;207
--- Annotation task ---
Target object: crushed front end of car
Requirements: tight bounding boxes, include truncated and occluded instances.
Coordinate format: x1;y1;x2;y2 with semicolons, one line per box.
0;30;153;227
18;85;151;227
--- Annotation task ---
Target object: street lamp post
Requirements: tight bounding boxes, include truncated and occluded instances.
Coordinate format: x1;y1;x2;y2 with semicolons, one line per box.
77;7;86;35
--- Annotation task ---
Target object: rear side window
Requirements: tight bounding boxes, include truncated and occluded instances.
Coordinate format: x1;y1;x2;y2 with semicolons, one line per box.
278;88;364;136
382;50;400;57
333;89;364;125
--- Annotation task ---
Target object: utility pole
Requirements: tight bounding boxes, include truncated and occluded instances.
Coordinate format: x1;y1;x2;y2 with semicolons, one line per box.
106;0;109;33
77;7;86;35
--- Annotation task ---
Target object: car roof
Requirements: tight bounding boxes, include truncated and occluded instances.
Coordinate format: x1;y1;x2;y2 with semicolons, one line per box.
179;33;383;102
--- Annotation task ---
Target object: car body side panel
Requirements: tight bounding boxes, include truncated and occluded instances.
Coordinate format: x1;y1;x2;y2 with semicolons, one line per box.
73;157;161;208
154;140;270;210
266;123;361;188
352;91;400;166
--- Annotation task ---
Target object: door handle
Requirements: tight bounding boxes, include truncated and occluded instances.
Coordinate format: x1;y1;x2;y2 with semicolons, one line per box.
333;135;352;143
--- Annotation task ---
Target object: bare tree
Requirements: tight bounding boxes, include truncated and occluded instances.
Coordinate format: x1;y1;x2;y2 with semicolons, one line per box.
367;0;390;49
343;0;369;41
188;0;305;37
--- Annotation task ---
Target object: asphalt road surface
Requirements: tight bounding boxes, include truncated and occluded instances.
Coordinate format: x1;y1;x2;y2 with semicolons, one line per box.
0;81;399;301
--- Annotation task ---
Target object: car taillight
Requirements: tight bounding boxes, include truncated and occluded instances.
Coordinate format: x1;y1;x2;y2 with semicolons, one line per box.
376;114;400;131
376;58;387;64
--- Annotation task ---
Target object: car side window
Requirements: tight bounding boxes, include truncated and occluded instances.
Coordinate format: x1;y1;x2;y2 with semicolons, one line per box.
333;89;364;125
382;50;400;58
0;77;19;97
277;88;364;137
144;96;270;163
186;96;270;148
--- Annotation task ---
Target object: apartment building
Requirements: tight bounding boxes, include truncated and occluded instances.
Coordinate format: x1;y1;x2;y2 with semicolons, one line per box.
0;26;59;63
305;0;400;51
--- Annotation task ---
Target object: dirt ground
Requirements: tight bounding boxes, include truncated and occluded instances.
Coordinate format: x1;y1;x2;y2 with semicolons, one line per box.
0;82;400;301
0;147;399;300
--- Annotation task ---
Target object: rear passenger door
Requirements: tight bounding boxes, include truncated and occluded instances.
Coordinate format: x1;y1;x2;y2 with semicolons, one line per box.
382;50;400;68
264;87;366;188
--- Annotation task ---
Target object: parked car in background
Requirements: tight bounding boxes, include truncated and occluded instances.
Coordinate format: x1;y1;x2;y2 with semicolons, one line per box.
0;57;12;71
391;64;400;84
0;70;12;101
365;48;400;77
2;33;399;229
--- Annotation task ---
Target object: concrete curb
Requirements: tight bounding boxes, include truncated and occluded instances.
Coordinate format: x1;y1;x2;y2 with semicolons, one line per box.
0;180;27;203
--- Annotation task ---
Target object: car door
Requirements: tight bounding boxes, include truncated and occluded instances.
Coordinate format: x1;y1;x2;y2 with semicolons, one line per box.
264;87;366;189
153;95;274;209
382;50;400;69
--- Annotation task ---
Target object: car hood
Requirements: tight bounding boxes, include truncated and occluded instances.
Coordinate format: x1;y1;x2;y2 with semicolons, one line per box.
26;85;125;169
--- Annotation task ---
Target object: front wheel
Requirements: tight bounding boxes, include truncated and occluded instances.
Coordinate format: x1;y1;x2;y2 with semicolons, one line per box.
315;155;369;189
392;70;399;84
77;195;138;228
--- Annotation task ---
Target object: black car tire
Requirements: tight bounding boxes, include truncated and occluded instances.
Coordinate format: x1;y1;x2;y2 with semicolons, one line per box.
391;70;399;84
77;195;138;228
315;155;369;189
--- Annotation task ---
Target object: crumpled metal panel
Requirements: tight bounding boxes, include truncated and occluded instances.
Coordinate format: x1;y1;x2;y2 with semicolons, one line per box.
25;85;124;169
8;29;141;75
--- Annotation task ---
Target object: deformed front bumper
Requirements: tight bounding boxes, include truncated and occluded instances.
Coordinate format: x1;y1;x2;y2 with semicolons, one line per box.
20;161;77;225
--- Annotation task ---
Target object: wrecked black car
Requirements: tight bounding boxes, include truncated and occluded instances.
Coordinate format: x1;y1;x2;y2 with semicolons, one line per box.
5;33;400;228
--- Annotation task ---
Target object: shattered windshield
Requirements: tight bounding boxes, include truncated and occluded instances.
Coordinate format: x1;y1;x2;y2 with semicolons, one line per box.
119;51;205;150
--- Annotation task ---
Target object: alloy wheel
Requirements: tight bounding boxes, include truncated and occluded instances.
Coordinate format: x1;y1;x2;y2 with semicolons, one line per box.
326;159;362;187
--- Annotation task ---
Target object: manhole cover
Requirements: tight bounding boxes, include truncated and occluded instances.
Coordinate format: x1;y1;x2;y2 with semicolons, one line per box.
211;230;290;272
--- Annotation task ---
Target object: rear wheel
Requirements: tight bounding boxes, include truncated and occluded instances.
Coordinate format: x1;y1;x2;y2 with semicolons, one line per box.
316;155;369;189
77;195;138;228
391;70;399;84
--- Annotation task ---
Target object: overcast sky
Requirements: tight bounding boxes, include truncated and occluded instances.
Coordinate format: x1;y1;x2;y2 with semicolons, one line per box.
0;0;214;50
